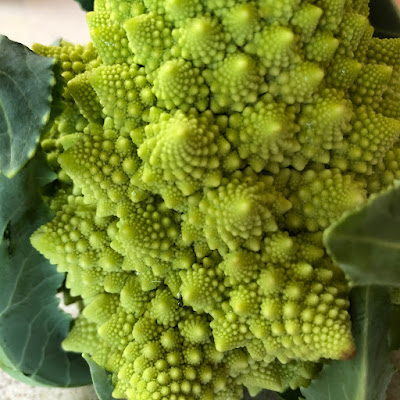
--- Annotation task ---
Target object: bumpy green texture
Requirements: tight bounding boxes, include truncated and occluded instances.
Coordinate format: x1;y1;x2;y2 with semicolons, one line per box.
30;0;400;398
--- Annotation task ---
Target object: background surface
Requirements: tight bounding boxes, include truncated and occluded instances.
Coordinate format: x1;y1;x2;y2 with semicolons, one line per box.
0;0;91;47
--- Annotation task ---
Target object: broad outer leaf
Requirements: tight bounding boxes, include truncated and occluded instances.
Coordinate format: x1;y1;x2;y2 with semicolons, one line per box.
83;354;115;400
388;304;400;351
323;185;400;287
74;0;94;11
0;153;91;387
301;287;394;400
369;0;400;38
0;36;56;178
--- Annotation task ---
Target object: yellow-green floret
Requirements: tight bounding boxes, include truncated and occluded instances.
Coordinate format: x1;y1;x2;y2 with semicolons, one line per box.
30;0;400;398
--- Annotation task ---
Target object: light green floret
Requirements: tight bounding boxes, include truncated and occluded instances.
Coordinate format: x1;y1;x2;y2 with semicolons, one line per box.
366;146;400;193
31;197;117;273
367;37;400;66
33;40;98;174
41;103;88;173
94;0;106;10
204;0;247;17
261;232;324;265
230;256;354;362
229;283;261;317
116;309;247;400
152;59;209;111
325;54;362;89
332;106;400;174
315;0;346;32
138;109;229;197
210;311;249;352
281;168;366;232
241;360;319;396
290;3;322;42
83;293;120;325
221;3;261;46
32;40;98;84
104;0;145;22
199;170;291;253
377;66;400;119
98;307;136;351
130;164;188;210
90;63;153;131
120;276;155;316
245;25;299;74
149;288;182;326
87;11;133;65
220;250;261;285
113;197;193;277
270;61;325;104
143;0;165;14
171;17;230;66
350;63;393;106
295;89;353;168
180;258;226;314
305;31;339;63
164;0;203;25
204;53;268;113
261;232;296;265
104;271;131;293
336;12;369;56
124;13;172;70
226;97;300;172
178;314;212;344
62;315;100;354
58;124;139;215
259;0;301;23
68;71;104;123
31;196;131;299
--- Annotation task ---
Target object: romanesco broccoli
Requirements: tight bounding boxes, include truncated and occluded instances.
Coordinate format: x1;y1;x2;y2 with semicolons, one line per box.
30;0;400;398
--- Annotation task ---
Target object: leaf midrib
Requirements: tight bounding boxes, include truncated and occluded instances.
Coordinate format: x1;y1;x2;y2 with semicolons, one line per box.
330;234;400;251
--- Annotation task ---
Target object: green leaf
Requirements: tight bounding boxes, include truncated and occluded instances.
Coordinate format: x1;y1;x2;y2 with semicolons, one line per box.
83;354;115;400
0;36;56;178
0;152;91;387
388;304;400;351
74;0;94;12
369;0;400;38
301;287;394;400
323;185;400;287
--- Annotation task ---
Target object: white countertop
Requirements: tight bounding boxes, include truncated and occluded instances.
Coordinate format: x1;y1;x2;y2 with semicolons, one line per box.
0;0;91;47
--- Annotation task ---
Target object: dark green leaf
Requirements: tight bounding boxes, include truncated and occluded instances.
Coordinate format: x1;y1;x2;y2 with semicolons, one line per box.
323;186;400;287
83;354;115;400
74;0;94;12
301;287;394;400
0;152;91;387
388;304;400;351
0;36;56;178
369;0;400;38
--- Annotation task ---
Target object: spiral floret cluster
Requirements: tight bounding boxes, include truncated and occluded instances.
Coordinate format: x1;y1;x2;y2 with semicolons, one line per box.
31;0;400;398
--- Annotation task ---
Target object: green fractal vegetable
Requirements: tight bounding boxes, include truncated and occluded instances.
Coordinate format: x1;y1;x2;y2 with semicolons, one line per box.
11;0;398;398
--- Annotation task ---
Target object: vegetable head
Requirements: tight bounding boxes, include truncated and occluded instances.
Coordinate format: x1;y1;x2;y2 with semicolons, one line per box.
30;0;400;398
